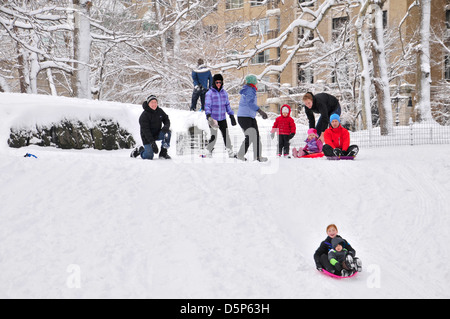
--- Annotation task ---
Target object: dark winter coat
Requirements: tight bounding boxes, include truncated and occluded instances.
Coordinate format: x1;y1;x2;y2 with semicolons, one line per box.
139;102;170;145
271;105;296;136
304;92;340;135
313;235;355;269
192;65;213;90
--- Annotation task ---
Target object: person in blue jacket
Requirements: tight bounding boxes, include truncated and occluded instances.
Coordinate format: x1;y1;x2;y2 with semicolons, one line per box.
236;75;268;162
190;58;213;112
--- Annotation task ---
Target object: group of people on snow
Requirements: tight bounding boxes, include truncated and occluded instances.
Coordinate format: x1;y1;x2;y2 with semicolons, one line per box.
131;59;359;162
130;60;363;277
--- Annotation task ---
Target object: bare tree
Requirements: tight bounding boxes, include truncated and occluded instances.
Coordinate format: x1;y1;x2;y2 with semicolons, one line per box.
370;0;392;135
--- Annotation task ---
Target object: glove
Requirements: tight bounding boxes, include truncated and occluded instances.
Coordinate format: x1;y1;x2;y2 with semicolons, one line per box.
334;262;342;272
289;133;295;140
151;141;159;154
208;116;219;129
162;126;170;133
229;115;237;126
257;109;268;119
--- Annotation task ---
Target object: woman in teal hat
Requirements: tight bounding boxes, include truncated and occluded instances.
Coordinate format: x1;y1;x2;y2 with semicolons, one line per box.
236;75;268;162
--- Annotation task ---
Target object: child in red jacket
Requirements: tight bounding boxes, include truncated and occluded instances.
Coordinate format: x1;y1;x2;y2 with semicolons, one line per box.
271;104;296;157
323;114;359;157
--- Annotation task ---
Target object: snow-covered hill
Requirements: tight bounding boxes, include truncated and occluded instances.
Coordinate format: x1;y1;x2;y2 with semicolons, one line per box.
1;93;449;299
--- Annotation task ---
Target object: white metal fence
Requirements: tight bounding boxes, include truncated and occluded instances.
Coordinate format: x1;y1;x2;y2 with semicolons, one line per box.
176;121;450;158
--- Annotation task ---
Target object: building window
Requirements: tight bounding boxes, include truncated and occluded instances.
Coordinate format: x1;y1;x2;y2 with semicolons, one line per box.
332;16;348;41
251;50;270;64
251;18;270;36
250;0;264;7
298;0;314;7
445;55;450;81
446;10;450;29
298;62;314;84
226;23;244;37
226;0;243;10
298;27;314;43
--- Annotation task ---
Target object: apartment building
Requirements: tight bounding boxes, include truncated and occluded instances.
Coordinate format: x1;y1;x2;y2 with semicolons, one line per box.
199;0;449;124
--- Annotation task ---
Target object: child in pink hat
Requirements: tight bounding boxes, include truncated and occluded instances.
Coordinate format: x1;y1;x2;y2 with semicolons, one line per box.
292;128;323;158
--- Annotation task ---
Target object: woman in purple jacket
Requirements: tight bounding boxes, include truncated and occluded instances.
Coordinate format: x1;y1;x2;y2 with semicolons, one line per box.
204;74;237;158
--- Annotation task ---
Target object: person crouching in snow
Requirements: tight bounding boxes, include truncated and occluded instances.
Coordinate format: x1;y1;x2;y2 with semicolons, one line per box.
322;114;359;158
270;104;296;158
130;95;171;160
204;74;237;158
292;128;323;158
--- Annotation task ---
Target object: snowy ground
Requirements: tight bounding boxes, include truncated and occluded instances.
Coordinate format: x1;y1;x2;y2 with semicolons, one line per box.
1;93;450;299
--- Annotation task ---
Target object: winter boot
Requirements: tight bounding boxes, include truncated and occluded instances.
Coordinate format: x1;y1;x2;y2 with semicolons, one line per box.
347;146;359;157
344;255;355;270
333;148;343;157
130;146;144;158
159;148;171;159
227;148;236;158
353;257;362;272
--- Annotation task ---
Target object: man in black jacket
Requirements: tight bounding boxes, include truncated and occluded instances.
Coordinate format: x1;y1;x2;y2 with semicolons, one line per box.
131;95;171;159
302;92;341;139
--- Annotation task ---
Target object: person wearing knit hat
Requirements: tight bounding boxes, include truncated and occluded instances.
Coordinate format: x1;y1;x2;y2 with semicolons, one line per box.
236;74;269;162
270;104;296;157
322;113;359;158
292;127;323;158
130;94;172;160
302;92;341;139
204;73;237;158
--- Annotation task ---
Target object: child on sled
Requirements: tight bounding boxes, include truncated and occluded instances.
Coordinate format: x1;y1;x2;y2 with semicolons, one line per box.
292;128;323;158
313;224;362;277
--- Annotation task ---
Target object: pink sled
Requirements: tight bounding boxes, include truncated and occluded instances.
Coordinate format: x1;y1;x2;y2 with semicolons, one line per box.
322;269;358;279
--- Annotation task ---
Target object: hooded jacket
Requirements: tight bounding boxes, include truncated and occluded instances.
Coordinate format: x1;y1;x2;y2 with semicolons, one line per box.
323;124;350;151
328;237;349;266
313;235;355;268
271;104;296;136
139;101;170;145
205;75;234;121
192;65;213;90
237;84;260;118
304;92;340;135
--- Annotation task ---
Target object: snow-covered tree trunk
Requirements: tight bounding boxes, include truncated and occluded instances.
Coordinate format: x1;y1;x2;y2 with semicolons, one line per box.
155;1;169;64
415;0;432;122
355;0;372;131
370;0;393;134
16;42;32;94
0;75;11;93
72;0;92;99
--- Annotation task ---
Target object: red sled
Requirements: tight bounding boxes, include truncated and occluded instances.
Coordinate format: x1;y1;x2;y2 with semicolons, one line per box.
322;269;358;279
292;148;324;158
326;156;355;160
301;152;324;158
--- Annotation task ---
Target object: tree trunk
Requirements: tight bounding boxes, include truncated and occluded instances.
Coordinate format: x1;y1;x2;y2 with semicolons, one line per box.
370;0;393;134
72;0;92;99
355;0;373;131
414;0;432;122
